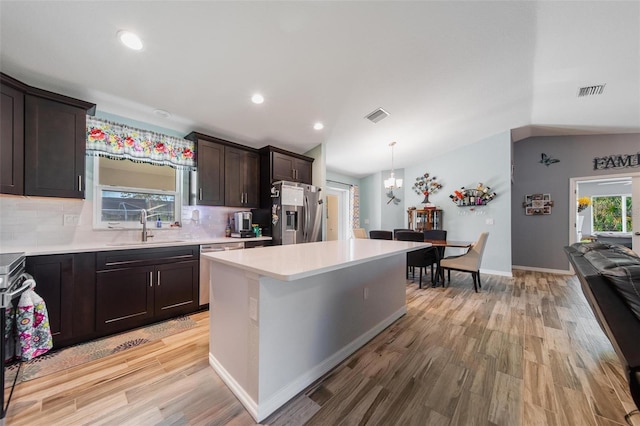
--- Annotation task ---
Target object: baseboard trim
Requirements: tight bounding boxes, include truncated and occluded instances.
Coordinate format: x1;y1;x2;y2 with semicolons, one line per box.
480;268;513;278
512;265;573;275
208;353;259;421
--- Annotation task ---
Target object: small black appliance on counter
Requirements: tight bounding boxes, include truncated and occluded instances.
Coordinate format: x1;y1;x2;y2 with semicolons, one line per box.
250;208;271;237
231;230;255;238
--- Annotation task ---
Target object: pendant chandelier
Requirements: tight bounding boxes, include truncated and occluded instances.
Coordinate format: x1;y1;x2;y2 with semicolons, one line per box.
384;141;403;189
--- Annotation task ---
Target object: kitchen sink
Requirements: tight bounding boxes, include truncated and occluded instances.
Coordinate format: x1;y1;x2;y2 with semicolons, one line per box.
106;239;186;246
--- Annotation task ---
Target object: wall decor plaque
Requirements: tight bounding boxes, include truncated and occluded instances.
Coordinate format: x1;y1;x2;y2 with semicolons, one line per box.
523;193;554;215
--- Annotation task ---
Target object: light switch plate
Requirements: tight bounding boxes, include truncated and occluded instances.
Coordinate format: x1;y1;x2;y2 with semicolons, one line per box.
249;297;258;321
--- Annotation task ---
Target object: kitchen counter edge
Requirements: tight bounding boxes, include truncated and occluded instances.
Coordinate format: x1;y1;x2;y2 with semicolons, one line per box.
2;237;273;256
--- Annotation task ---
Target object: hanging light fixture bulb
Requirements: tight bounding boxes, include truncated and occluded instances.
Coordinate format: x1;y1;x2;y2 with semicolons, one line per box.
384;141;403;189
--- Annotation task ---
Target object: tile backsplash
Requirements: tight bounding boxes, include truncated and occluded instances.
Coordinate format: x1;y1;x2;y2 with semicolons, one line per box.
0;194;243;250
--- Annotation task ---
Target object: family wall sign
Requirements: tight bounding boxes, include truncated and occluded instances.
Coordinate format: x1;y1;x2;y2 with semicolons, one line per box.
593;152;640;170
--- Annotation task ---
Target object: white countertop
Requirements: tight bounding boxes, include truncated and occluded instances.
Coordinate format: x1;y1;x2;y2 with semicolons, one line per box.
1;236;272;256
202;239;430;281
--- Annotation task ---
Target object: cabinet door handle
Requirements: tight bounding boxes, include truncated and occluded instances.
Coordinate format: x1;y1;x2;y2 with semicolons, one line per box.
149;271;153;287
157;271;161;286
78;175;83;191
199;188;203;201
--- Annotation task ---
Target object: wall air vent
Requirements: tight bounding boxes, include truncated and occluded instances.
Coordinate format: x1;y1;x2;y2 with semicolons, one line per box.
365;107;390;123
577;84;606;97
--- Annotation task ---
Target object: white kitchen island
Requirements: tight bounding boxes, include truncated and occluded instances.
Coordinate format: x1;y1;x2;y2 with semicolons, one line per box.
202;239;428;422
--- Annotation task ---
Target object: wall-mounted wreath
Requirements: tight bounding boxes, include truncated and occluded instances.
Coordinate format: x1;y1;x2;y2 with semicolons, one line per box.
412;173;443;204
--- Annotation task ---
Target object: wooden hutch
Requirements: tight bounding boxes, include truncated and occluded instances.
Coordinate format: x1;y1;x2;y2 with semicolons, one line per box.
408;208;443;231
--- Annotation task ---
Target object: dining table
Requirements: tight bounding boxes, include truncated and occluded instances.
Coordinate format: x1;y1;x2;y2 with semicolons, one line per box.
424;239;473;249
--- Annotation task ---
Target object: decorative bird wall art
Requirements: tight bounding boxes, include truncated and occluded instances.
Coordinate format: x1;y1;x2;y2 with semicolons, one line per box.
386;191;401;205
539;153;560;167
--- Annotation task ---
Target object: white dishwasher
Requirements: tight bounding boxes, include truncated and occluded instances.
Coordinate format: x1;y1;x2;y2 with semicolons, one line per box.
200;242;244;306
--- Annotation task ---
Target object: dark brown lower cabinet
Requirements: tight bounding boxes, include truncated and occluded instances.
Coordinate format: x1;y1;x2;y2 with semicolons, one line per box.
96;260;198;334
96;265;155;334
25;252;96;348
95;246;199;335
154;261;199;321
26;247;199;347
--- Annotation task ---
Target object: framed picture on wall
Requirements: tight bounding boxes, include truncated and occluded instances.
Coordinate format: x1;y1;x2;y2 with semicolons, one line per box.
523;193;553;215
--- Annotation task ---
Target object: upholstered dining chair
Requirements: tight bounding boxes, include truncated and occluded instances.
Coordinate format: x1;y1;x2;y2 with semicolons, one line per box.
369;230;393;240
393;228;413;239
395;230;439;288
439;232;489;292
353;228;368;239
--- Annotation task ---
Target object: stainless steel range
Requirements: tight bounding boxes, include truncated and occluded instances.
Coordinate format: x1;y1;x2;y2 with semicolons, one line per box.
1;252;28;426
0;252;26;293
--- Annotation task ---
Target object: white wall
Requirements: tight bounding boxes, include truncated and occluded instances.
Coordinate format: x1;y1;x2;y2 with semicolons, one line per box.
359;172;382;233
305;144;326;190
402;131;512;275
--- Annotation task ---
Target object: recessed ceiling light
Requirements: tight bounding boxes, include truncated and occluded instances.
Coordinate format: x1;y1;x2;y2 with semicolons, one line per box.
313;122;324;130
153;109;171;119
117;30;143;51
251;94;264;104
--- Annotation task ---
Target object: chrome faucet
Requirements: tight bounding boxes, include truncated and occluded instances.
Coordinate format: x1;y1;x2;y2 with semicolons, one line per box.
140;209;153;242
139;204;167;242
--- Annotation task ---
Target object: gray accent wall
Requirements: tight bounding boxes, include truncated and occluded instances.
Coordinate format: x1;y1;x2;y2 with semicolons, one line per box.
511;133;640;271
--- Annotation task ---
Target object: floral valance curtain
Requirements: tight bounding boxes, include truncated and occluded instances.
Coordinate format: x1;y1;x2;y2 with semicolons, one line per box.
86;117;196;171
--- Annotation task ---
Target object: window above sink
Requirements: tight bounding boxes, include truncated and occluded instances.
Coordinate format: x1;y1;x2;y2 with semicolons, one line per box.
92;156;183;230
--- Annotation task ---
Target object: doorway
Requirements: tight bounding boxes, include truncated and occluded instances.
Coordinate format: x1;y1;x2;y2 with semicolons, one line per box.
570;172;640;254
325;186;349;240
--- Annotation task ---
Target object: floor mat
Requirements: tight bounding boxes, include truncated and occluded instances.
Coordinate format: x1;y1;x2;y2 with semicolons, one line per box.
4;314;198;386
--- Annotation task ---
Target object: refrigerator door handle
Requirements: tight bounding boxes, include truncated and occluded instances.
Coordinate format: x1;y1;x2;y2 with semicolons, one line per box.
303;195;309;242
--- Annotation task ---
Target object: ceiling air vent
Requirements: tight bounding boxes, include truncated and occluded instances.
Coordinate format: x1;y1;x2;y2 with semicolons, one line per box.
365;107;390;123
577;84;606;97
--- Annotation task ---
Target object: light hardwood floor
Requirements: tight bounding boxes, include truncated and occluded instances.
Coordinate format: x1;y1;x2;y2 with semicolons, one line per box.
5;270;640;425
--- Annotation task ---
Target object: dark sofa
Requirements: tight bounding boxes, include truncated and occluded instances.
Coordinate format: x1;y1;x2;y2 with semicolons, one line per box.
564;242;640;411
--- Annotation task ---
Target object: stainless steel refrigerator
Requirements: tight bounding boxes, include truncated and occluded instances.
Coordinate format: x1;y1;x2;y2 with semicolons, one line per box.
270;181;323;245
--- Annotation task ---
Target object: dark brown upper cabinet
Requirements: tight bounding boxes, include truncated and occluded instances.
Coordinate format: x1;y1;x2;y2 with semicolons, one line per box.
185;132;260;208
225;146;259;208
260;146;313;185
186;133;225;206
0;73;95;199
1;80;24;195
260;146;314;207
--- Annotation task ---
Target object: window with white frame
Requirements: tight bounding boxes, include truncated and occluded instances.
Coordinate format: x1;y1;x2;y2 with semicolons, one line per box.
592;195;633;232
93;157;182;229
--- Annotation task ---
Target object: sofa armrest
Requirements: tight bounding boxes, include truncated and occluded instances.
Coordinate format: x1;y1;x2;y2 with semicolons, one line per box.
565;246;640;410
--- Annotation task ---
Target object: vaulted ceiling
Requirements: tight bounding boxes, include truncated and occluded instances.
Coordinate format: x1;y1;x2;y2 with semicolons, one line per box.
1;1;638;177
